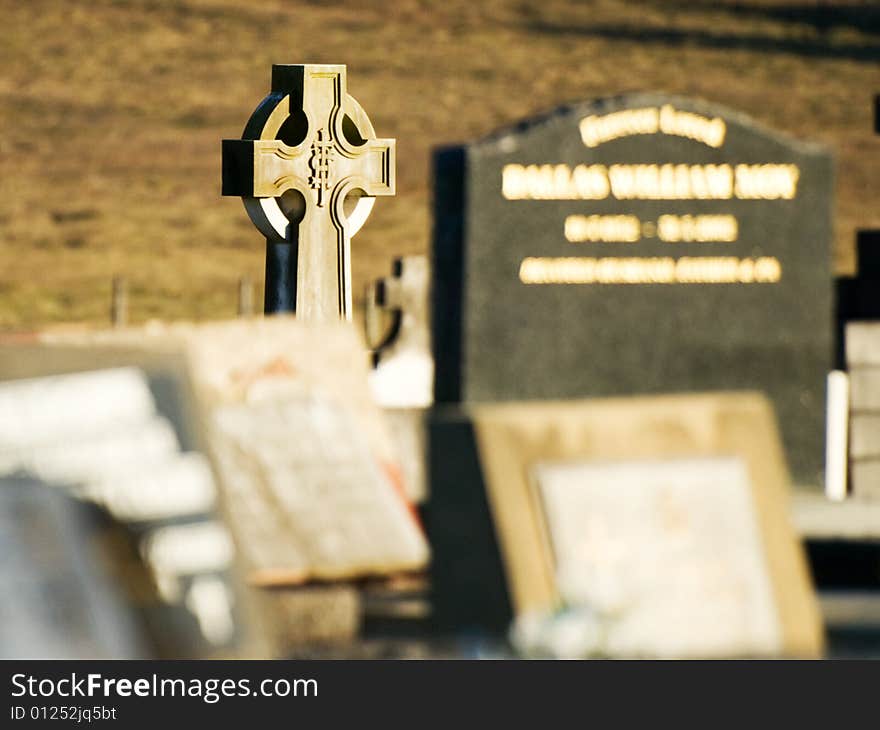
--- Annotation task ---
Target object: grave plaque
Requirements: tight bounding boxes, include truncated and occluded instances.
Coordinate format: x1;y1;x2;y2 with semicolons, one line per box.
529;458;781;657
430;393;824;657
432;94;833;486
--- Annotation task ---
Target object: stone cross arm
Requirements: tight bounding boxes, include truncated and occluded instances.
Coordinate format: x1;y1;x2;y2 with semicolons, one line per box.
224;133;393;205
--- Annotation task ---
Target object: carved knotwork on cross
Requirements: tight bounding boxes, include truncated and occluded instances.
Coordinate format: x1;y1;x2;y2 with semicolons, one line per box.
222;64;395;321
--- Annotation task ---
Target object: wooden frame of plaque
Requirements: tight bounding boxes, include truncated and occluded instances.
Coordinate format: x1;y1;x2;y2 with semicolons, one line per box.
469;392;823;657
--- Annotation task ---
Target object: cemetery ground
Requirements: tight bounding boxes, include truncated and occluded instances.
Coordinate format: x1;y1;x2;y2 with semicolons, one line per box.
1;0;880;328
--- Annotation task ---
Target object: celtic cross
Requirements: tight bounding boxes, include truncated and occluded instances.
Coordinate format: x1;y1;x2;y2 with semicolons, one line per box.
222;64;396;321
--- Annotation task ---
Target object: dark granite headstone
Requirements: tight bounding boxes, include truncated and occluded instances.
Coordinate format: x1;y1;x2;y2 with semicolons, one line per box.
432;94;833;486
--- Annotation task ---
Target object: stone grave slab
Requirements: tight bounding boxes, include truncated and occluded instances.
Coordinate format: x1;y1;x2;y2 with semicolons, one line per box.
0;351;263;658
34;319;430;585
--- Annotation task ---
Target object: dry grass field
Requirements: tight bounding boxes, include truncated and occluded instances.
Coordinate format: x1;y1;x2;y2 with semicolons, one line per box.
1;0;879;328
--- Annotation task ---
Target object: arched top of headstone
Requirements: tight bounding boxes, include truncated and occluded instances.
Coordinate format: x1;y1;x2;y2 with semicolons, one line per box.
470;93;830;160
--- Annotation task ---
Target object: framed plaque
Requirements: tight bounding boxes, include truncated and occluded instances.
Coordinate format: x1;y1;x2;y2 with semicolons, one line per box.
471;392;823;657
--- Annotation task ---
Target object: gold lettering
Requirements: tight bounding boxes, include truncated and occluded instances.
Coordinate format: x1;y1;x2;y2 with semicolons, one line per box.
579;108;659;148
572;164;611;199
608;164;733;200
565;215;641;242
579;106;726;148
657;215;738;242
502;164;526;199
734;164;800;199
659;105;727;148
505;163;798;201
519;256;781;284
502;163;609;200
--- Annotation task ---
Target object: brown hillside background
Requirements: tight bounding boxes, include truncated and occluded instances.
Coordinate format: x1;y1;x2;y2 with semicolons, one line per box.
1;0;879;328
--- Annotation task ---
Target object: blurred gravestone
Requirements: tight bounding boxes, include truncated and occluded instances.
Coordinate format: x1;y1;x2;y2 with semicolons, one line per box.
0;475;150;658
432;94;833;487
835;231;880;368
29;320;431;651
0;354;260;658
837;103;880;497
366;255;433;409
846;323;880;498
365;255;433;502
33;320;430;584
430;393;824;657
